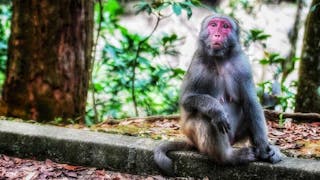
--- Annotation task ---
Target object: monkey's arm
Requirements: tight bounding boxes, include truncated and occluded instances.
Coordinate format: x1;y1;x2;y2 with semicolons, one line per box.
240;75;282;163
181;93;230;133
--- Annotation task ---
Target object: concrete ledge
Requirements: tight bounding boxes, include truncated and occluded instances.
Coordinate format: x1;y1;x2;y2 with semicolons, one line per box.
0;120;319;179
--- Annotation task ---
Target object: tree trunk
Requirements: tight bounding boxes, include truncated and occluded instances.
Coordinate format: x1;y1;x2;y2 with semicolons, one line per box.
2;0;94;122
295;0;320;113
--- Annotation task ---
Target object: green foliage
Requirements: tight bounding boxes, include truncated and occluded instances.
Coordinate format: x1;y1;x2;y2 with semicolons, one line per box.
259;53;285;65
257;80;296;112
310;3;320;12
278;81;296;111
256;52;297;111
241;26;297;113
0;4;11;86
257;81;272;98
259;52;299;83
242;26;298;113
317;86;320;96
0;0;302;125
278;113;284;126
86;0;193;123
244;29;271;47
135;0;200;19
51;117;75;125
228;0;255;16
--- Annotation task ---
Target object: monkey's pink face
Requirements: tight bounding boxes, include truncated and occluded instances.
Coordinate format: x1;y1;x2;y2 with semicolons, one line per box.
207;18;232;49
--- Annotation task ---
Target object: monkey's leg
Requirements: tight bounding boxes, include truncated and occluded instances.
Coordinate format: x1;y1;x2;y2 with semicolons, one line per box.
240;77;283;163
183;117;255;165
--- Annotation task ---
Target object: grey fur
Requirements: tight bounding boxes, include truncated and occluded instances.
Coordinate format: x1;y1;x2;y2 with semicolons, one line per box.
153;14;282;176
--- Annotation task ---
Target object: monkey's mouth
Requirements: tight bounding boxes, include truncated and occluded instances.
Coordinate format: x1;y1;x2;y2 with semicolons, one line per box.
212;42;222;49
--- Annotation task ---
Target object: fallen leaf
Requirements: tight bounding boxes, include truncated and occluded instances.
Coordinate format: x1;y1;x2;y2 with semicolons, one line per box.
63;171;78;178
3;155;10;161
45;159;54;167
270;129;286;136
25;171;39;180
62;164;80;171
310;122;320;127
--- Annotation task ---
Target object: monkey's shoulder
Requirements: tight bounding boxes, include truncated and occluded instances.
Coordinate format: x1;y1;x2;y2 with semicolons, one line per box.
228;55;253;79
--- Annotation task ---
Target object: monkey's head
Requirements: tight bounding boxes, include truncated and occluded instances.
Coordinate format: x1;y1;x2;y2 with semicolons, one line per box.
199;14;240;57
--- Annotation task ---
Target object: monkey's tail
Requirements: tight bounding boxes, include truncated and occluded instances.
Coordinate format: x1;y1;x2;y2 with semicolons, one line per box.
153;141;194;176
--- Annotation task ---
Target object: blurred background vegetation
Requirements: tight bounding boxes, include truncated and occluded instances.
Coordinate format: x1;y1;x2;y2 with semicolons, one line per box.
0;0;317;125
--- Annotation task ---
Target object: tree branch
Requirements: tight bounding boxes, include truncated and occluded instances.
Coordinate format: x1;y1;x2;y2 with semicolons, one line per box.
264;109;320;122
131;16;161;116
101;109;320;125
89;0;103;122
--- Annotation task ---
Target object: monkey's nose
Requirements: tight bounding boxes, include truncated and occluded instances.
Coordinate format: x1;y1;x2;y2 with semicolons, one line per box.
214;34;220;37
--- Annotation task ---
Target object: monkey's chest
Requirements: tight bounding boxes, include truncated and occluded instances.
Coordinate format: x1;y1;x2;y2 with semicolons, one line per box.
209;75;239;103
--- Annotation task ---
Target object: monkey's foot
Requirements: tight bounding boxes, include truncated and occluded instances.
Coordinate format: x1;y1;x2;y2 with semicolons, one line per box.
232;147;256;164
255;145;283;164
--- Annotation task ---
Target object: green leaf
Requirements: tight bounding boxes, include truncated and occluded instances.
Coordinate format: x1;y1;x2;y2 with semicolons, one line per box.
250;29;262;36
134;1;152;14
259;59;269;65
94;83;104;92
0;41;7;49
269;53;285;63
165;50;179;56
172;3;182;16
85;116;94;127
257;34;271;40
155;2;170;11
186;7;192;19
105;0;123;16
317;87;320;96
138;56;151;68
162;33;178;44
311;3;319;12
181;4;192;19
249;29;270;41
172;68;186;76
291;56;300;62
190;0;201;6
180;3;193;19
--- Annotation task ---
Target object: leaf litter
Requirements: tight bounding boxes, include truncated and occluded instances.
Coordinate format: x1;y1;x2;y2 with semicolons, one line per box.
89;116;320;159
0;154;188;180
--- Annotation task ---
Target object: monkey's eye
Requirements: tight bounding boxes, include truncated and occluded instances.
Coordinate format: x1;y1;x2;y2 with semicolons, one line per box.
211;22;217;27
223;24;229;29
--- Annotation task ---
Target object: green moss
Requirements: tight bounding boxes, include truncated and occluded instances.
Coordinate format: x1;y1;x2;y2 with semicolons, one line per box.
95;125;149;137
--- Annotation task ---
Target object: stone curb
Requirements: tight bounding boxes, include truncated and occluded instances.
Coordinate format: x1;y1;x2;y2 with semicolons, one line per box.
0;120;319;179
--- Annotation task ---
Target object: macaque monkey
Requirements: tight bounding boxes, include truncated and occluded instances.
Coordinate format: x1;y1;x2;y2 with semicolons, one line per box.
154;14;282;176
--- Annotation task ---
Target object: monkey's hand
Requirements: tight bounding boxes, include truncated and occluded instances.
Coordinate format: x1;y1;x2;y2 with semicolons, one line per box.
255;145;283;164
211;112;230;134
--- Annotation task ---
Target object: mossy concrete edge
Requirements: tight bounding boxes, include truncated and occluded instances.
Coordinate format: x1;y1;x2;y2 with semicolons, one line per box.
0;120;319;179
